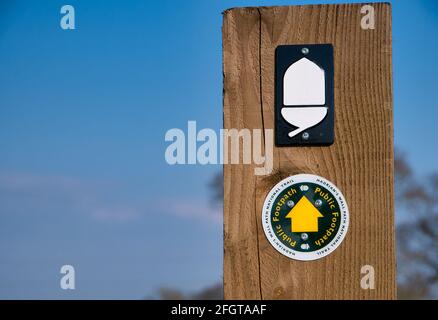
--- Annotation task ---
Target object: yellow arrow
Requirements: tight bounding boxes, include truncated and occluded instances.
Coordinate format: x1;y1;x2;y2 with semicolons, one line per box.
286;196;323;232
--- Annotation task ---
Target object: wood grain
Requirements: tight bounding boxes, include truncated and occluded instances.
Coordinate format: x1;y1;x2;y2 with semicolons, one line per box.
223;3;395;299
223;7;262;299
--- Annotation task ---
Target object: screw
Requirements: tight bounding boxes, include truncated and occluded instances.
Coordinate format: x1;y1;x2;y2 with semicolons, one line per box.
315;199;323;207
301;47;309;55
287;200;295;208
301;233;309;241
302;132;310;140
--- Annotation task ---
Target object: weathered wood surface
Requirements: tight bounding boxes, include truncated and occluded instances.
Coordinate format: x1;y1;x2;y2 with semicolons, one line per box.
223;3;395;299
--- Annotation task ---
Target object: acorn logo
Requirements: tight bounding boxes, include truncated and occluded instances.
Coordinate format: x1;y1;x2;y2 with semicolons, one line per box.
282;56;327;138
275;44;334;146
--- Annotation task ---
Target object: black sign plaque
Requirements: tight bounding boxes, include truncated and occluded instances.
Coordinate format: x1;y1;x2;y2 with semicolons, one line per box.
275;44;334;146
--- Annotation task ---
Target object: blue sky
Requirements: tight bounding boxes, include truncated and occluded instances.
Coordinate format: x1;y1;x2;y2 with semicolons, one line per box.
0;0;437;299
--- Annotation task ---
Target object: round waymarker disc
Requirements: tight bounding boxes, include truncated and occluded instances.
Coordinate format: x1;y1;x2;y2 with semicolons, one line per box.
262;174;349;261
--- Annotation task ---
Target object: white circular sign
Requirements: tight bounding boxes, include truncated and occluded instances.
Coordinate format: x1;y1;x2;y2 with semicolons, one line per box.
262;174;349;261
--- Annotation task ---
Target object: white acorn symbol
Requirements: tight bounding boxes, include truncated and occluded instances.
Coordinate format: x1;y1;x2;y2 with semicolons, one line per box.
300;185;309;192
301;243;310;250
282;56;328;138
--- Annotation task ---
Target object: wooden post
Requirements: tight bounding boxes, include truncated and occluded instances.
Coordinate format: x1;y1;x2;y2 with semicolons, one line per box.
223;3;395;299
